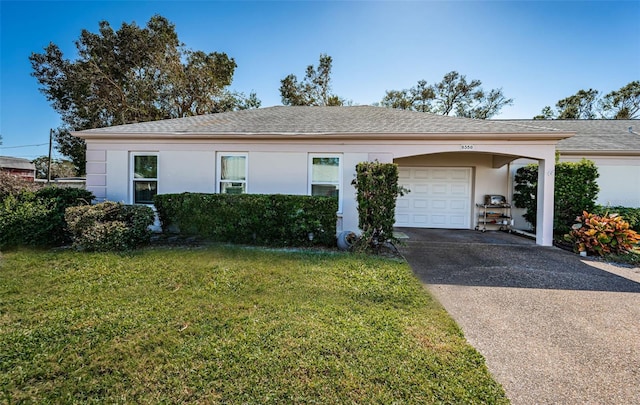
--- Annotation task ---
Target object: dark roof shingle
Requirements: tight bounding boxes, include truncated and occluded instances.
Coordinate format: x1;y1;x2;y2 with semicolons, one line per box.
500;119;640;152
77;106;565;136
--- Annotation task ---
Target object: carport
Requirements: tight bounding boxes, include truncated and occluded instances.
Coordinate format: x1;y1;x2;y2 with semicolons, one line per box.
376;128;569;246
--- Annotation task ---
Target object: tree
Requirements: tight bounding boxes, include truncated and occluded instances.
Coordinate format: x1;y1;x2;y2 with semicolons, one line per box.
534;81;639;119
279;54;344;106
380;71;512;119
30;15;260;174
32;156;78;179
600;81;640;119
556;89;599;119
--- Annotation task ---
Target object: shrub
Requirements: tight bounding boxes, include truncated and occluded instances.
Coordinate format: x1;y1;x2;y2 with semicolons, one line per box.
154;193;337;247
593;206;640;233
513;159;599;235
351;161;407;253
0;186;93;248
564;211;640;256
0;193;52;248
0;171;40;201
65;202;155;251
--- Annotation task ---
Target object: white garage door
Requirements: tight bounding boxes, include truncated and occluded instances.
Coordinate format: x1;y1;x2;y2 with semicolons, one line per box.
395;167;472;229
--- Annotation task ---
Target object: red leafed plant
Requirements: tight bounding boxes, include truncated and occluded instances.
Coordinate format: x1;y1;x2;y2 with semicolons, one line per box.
564;211;640;256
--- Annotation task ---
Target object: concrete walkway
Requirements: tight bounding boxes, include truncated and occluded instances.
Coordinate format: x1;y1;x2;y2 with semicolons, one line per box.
398;228;640;404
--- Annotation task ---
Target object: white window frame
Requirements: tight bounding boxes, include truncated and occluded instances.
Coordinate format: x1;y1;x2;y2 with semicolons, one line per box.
130;152;159;205
308;153;342;213
216;152;248;194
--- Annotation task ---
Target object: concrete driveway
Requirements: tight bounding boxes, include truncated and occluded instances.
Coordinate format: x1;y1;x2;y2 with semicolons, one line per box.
398;228;640;405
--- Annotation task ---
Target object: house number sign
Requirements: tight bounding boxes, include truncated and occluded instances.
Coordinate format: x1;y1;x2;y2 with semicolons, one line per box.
460;144;474;150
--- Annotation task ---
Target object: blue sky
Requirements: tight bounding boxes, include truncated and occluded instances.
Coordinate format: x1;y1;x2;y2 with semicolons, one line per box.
1;0;639;160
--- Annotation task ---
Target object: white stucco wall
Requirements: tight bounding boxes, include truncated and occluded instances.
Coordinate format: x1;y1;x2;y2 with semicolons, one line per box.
561;155;640;208
83;136;562;245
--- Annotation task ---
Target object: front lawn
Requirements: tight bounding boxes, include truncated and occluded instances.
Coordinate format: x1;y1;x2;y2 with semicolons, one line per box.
0;247;507;403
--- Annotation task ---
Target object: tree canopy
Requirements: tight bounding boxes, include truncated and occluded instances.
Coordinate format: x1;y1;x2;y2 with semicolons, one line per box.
32;156;77;180
534;81;640;119
30;15;260;173
380;71;513;119
279;54;345;106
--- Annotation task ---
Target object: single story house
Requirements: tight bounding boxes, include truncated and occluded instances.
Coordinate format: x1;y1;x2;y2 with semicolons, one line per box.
0;156;36;181
73;106;575;246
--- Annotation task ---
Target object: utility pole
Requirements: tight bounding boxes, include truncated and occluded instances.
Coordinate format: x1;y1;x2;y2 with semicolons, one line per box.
47;128;53;184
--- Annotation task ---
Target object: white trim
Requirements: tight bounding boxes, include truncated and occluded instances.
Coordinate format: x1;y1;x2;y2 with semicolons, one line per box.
216;152;248;194
308;153;343;213
129;152;159;205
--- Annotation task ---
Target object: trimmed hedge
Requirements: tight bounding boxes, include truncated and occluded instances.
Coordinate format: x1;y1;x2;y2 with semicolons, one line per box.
513;159;600;235
154;193;338;247
65;202;155;251
351;161;406;252
0;187;94;248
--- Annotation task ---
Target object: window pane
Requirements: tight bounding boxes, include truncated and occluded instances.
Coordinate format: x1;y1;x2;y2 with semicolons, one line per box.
221;156;246;181
220;182;246;194
134;155;157;179
134;181;157;204
312;157;339;183
312;184;338;198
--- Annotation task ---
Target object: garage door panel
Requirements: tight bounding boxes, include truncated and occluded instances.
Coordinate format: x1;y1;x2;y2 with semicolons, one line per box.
412;215;428;225
431;199;447;210
413;199;428;208
413;184;428;193
432;184;448;194
431;169;449;180
449;215;467;226
395;167;471;229
450;199;467;210
450;169;470;180
451;184;468;195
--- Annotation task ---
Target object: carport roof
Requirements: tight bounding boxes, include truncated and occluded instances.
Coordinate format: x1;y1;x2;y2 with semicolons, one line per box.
74;106;571;139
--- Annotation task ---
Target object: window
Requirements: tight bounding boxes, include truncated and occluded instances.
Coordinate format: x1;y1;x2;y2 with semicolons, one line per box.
131;153;158;204
217;153;247;194
309;154;342;212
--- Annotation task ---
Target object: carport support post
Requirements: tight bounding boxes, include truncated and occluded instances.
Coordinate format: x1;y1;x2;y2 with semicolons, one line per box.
536;155;555;246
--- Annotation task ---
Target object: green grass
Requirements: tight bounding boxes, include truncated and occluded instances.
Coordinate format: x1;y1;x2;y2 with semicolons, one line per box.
0;246;507;404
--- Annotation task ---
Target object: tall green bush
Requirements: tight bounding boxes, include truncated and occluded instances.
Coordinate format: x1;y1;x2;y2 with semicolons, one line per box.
351;161;406;252
0;187;94;248
513;159;599;235
154;193;337;247
65;202;155;251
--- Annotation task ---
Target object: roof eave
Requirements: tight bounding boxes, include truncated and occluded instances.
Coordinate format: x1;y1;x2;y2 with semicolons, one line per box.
558;149;640;156
72;131;574;142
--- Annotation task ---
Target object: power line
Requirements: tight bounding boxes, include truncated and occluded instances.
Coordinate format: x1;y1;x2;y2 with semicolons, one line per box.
0;143;49;149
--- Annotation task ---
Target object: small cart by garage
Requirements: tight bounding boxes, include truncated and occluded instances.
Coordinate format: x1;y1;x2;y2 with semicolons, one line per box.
475;195;512;232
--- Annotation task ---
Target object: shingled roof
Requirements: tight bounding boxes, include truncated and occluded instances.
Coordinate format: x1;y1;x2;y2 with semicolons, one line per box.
0;156;36;171
501;119;640;153
75;106;567;139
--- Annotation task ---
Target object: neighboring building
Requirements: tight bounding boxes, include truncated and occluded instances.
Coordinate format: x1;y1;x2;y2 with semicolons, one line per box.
0;156;36;181
73;106;572;246
502;120;640;230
